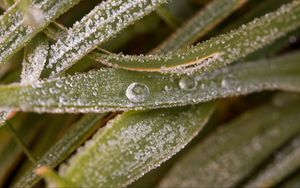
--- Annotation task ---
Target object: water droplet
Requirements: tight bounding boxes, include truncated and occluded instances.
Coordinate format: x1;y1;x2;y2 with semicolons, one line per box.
92;91;98;97
55;80;64;88
221;75;234;89
164;85;173;92
179;77;197;91
126;83;149;103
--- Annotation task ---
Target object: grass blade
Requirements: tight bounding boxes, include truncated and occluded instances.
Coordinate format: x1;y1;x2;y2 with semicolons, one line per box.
21;33;48;84
45;0;169;77
157;96;300;187
153;0;247;54
59;103;215;187
243;134;300;188
0;0;80;65
92;1;300;73
0;114;41;187
14;113;108;187
0;51;300;113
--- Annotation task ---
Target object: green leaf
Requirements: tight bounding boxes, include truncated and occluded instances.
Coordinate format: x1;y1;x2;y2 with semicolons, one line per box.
14;114;107;187
59;103;215;187
0;114;41;187
0;0;80;65
243;134;300;187
0;33;48;127
92;1;300;73
45;0;169;77
14;113;107;187
157;95;300;187
0;51;300;113
153;0;247;54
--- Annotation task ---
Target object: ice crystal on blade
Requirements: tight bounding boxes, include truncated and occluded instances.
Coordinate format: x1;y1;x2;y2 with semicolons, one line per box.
46;0;168;77
158;101;300;187
59;104;214;187
21;35;49;84
0;0;80;65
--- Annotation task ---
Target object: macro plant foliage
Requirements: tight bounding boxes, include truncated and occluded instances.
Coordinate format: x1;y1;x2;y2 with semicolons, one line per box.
0;0;300;187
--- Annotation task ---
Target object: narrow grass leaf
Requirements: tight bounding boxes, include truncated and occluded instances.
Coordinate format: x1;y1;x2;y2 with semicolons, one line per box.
157;96;300;187
92;1;300;74
21;33;48;84
0;51;300;113
14;113;108;187
46;0;169;77
243;134;300;188
0;0;80;65
153;0;247;54
0;114;41;187
59;103;215;187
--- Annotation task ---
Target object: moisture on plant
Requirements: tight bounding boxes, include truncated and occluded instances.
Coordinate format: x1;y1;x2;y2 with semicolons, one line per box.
0;0;300;187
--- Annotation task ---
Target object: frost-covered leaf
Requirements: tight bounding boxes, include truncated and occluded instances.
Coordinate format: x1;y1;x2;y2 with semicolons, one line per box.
0;34;48;127
14;113;107;187
157;96;300;188
0;0;80;64
45;0;169;77
92;1;300;73
153;0;247;54
243;134;300;188
21;33;48;84
59;103;215;187
0;51;300;113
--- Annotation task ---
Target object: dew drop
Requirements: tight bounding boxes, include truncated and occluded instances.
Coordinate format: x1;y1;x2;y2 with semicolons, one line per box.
179;77;197;91
126;83;149;103
221;75;234;89
164;85;173;92
55;80;64;88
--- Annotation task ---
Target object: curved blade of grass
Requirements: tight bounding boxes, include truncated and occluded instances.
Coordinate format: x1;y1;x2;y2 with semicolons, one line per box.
91;1;300;73
45;0;169;77
0;50;300;113
157;96;300;188
0;0;80;65
59;103;215;187
243;134;300;188
14;113;108;188
152;0;247;54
